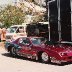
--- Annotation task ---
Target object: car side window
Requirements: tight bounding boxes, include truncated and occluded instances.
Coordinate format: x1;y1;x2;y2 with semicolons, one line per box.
19;26;24;33
19;38;30;45
16;26;24;33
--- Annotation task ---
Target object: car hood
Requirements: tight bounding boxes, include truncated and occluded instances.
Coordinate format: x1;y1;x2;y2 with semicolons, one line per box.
46;45;72;53
6;33;15;36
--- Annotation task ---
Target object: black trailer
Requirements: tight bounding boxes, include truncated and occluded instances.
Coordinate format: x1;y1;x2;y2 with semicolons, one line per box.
47;0;71;41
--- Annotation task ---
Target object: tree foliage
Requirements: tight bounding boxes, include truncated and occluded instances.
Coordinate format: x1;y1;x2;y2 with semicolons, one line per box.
0;5;25;28
32;14;45;23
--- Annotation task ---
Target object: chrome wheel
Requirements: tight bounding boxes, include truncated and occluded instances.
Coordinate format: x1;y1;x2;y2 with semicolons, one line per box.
41;52;50;63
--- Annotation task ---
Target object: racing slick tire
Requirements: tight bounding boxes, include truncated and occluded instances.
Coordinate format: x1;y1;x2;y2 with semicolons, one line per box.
10;47;17;56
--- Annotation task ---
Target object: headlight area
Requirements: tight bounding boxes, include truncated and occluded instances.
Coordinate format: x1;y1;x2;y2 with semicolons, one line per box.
58;52;72;62
50;53;69;64
59;52;68;57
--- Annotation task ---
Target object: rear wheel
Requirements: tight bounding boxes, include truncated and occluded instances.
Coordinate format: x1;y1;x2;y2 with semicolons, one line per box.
10;47;16;56
41;52;50;63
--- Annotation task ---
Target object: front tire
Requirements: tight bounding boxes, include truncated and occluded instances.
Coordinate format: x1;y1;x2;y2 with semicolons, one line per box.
41;52;50;63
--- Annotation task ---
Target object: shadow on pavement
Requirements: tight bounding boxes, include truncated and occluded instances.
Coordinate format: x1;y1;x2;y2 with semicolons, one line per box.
2;53;72;66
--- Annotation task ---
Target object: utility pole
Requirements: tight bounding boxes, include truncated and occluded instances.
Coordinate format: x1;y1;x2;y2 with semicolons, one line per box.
57;0;61;42
70;0;72;41
47;0;50;41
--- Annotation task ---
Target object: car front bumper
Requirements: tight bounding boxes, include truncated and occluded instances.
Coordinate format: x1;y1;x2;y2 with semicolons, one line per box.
51;56;72;64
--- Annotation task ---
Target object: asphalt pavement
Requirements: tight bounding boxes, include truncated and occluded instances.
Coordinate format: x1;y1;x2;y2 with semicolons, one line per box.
0;47;72;72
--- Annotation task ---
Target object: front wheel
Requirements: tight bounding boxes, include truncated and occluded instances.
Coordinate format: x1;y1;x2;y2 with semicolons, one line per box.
41;52;50;63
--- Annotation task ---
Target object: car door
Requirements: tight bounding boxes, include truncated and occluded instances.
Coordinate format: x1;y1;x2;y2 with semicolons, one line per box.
18;38;32;55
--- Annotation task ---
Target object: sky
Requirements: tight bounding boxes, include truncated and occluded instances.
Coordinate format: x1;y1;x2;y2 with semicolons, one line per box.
0;0;14;5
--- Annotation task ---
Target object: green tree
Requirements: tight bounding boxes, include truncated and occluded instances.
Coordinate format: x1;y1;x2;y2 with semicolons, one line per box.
0;5;25;28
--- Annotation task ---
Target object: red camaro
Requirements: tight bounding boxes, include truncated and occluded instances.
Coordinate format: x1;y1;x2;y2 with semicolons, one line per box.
5;37;72;64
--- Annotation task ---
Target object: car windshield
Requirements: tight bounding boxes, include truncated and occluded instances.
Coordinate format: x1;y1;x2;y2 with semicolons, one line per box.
31;38;46;45
7;27;18;33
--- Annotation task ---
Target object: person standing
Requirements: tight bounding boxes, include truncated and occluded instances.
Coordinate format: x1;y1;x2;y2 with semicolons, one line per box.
1;28;6;42
0;28;2;42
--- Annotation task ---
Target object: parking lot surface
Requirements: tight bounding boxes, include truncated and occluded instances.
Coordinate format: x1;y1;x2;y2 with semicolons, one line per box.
0;47;72;72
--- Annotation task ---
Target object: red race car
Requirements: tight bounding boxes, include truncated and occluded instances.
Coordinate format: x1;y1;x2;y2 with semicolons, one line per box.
5;37;72;64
